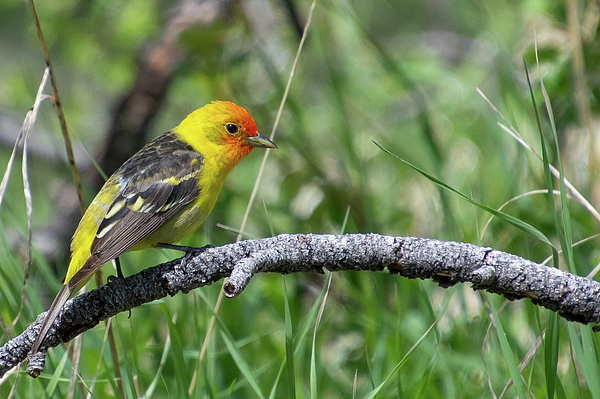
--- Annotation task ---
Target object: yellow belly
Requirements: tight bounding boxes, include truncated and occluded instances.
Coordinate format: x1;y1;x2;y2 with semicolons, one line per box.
130;203;209;250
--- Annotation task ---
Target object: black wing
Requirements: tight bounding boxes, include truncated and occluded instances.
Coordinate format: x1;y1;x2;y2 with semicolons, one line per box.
68;132;203;289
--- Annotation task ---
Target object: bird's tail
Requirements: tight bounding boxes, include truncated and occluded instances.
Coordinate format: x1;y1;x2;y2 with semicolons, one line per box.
30;284;72;354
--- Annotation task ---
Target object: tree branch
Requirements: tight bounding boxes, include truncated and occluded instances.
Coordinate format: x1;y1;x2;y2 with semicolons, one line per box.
1;233;598;378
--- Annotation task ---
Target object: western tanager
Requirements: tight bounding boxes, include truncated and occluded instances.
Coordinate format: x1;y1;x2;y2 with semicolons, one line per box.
31;101;277;355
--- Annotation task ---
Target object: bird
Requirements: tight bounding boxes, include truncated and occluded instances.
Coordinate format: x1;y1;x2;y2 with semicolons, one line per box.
31;101;277;355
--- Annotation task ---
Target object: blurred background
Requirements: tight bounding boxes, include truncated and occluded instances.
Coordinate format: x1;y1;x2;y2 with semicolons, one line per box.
1;0;600;397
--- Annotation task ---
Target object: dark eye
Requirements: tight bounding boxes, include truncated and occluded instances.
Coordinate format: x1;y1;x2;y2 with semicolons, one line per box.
225;124;238;134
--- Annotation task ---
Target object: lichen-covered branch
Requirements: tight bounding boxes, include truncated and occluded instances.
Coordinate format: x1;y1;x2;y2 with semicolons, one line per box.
1;233;598;378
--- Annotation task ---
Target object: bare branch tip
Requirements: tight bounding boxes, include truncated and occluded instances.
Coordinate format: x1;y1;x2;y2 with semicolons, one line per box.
223;282;237;298
26;352;45;378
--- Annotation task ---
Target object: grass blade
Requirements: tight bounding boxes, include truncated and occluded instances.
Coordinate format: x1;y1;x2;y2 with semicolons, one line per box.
361;320;437;399
160;304;190;399
567;324;600;398
142;332;172;399
310;273;332;399
488;297;526;399
45;349;70;397
284;279;296;398
580;326;600;397
219;329;266;399
374;141;552;246
544;311;559;399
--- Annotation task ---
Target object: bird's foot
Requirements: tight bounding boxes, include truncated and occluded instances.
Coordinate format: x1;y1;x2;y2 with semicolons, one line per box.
107;257;125;283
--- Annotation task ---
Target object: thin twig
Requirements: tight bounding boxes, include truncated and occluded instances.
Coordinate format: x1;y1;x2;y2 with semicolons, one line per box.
0;68;50;339
28;0;85;214
236;0;317;240
189;0;318;394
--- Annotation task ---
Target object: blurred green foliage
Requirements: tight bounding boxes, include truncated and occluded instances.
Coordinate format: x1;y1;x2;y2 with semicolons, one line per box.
1;0;600;397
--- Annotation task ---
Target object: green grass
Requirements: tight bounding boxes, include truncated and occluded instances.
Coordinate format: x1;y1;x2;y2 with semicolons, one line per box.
2;0;600;397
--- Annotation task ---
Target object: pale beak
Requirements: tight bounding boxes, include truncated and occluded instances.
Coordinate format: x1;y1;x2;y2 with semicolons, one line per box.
245;132;278;149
